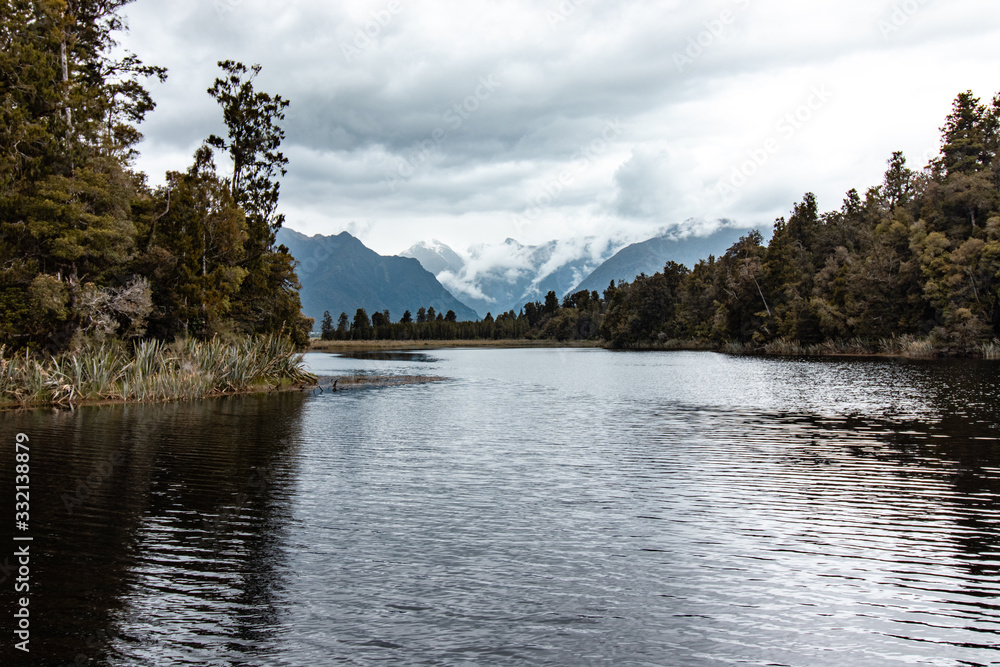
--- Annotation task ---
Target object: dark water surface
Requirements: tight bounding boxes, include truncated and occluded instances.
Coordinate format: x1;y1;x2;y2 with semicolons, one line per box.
3;349;1000;666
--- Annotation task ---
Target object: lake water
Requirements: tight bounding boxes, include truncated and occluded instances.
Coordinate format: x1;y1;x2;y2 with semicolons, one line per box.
3;348;1000;666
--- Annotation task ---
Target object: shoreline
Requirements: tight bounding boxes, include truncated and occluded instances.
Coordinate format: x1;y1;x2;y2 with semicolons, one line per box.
309;339;602;352
309;337;1000;360
0;374;446;412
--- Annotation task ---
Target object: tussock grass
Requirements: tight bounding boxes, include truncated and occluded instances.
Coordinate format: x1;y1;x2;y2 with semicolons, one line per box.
0;335;315;408
808;338;875;355
721;341;754;355
879;335;936;358
763;338;806;356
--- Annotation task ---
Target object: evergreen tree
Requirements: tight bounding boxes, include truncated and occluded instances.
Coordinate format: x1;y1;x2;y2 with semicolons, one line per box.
352;308;371;339
940;91;991;176
321;310;334;340
138;146;249;339
543;290;559;315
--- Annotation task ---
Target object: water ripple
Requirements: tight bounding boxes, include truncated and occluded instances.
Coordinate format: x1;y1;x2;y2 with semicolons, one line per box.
4;351;1000;665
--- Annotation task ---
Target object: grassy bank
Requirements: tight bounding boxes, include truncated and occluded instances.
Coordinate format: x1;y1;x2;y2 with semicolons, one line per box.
309;338;603;352
0;335;316;409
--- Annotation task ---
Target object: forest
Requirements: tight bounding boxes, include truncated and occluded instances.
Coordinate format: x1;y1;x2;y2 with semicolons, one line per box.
0;0;312;354
328;89;1000;357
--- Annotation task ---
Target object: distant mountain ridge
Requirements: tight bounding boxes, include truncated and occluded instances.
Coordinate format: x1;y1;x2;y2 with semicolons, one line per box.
277;228;480;325
571;225;766;296
401;223;765;317
403;240;465;276
402;236;617;318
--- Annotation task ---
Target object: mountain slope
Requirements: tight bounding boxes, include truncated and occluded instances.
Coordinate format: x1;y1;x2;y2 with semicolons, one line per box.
402;237;617;317
572;226;764;295
402;240;465;276
277;229;480;324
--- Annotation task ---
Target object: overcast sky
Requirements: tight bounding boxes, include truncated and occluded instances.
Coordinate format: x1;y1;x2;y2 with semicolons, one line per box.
118;0;1000;256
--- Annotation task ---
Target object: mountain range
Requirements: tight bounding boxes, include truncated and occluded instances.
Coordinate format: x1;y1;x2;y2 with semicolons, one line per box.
280;222;765;326
402;237;614;318
572;225;762;295
276;228;480;326
401;223;763;318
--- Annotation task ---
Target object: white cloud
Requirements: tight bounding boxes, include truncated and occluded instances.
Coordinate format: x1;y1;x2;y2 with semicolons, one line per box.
119;0;1000;254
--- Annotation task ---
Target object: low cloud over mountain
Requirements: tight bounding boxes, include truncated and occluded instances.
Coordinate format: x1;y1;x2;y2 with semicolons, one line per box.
402;219;760;317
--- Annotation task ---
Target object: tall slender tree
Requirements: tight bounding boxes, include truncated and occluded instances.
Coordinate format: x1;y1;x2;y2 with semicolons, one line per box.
203;60;309;344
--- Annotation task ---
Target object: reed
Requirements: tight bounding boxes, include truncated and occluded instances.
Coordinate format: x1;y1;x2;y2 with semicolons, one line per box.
982;339;1000;360
876;335;933;358
0;335;315;408
721;341;755;355
763;338;806;356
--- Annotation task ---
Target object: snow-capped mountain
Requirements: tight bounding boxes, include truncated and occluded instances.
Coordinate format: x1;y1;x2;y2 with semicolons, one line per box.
572;224;768;295
401;221;765;318
278;229;480;324
402;237;620;318
399;240;465;277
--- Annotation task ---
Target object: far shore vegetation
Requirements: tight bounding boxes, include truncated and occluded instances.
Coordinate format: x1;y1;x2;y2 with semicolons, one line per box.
310;338;603;352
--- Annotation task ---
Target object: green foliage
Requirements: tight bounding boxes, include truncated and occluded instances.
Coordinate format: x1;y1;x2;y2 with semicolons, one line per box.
205;60;289;246
321;310;335;340
0;334;313;407
136;147;248;339
0;1;309;353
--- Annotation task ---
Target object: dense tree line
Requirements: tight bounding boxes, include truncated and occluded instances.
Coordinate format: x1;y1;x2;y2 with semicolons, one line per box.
0;1;310;352
600;90;1000;355
318;287;607;343
320;305;534;341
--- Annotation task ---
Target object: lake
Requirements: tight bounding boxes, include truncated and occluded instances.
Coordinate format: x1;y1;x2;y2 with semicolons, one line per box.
3;348;1000;665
